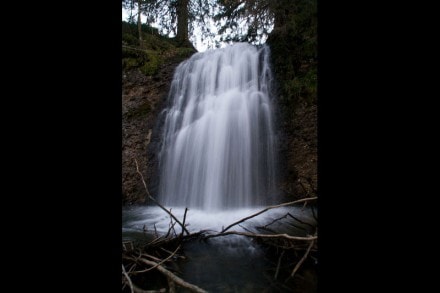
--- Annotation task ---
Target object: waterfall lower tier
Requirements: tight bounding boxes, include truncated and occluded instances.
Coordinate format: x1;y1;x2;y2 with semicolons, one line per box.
158;43;276;211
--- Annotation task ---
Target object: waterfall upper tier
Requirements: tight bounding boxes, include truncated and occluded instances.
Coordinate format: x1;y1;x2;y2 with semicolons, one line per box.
158;43;276;211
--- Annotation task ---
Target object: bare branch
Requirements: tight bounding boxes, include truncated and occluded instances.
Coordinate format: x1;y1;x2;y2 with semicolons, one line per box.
221;197;317;233
165;213;177;238
301;201;308;210
137;258;207;293
238;224;254;233
204;230;317;241
256;212;310;233
139;253;162;262
122;264;135;293
274;250;285;280
146;235;166;247
261;213;289;228
256;226;278;234
132;245;181;274
134;158;151;198
123;241;135;252
160;247;185;259
134;158;190;235
181;208;188;236
287;212;316;229
168;276;176;293
285;239;315;282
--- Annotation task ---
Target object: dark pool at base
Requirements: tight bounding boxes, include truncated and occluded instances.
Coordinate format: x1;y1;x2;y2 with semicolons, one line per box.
123;205;317;292
179;237;269;292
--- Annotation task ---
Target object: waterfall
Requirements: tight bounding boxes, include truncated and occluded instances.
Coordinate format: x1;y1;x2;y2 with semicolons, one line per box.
158;43;276;211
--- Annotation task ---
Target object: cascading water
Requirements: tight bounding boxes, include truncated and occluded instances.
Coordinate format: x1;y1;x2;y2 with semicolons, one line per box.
158;43;276;210
123;43;317;292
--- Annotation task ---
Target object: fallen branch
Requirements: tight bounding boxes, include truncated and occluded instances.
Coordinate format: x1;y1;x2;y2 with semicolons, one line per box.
285;238;315;282
165;213;177;238
181;208;188;236
134;159;190;235
123;241;135;252
260;213;289;229
139;253;162;262
131;245;181;274
123;253;161;263
301;201;308;210
122;264;134;293
144;230;208;249
128;263;137;274
146;235;166;247
256;226;278;234
167;276;176;293
287;212;316;229
137;258;207;293
238;224;255;233
257;213;310;233
160;247;185;259
274;250;285;280
220;197;317;233
204;230;317;241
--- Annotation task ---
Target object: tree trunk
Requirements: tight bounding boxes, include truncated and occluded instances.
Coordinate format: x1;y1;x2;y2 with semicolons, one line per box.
176;0;189;45
137;0;143;47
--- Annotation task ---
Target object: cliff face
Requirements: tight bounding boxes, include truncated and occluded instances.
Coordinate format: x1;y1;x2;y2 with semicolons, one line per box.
122;59;188;204
122;21;197;204
122;34;316;204
267;0;317;200
122;58;317;204
276;101;317;200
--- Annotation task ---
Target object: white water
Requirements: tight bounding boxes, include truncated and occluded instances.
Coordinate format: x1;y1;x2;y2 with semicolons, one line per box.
123;206;316;236
158;43;276;211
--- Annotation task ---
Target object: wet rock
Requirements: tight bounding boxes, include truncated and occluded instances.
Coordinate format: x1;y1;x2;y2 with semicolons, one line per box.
122;61;182;204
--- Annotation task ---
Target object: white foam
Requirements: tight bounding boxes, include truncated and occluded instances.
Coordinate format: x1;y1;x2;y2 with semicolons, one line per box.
123;205;316;235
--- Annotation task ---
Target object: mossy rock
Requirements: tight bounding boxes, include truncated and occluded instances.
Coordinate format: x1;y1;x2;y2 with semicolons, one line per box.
134;102;151;117
126;102;151;119
122;33;139;46
302;66;317;104
282;67;317;107
121;21;197;77
141;52;162;76
122;47;163;76
143;33;174;51
176;47;196;58
122;58;140;69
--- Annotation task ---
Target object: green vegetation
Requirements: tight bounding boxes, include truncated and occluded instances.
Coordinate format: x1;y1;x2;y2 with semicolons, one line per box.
122;0;317;109
122;21;196;76
125;101;151;119
267;0;317;109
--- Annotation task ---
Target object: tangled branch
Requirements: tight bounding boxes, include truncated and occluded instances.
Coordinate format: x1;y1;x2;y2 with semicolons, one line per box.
136;258;207;293
129;161;318;291
220;197;317;233
134;158;190;235
204;230;317;241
